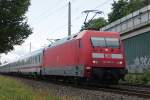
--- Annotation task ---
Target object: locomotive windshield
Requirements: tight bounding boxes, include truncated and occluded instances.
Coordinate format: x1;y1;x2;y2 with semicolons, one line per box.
91;37;106;47
91;37;119;48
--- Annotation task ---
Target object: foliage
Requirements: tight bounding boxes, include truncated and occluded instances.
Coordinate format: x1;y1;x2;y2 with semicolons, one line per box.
108;0;150;23
142;69;150;84
108;0;129;23
80;0;150;31
0;0;32;53
80;17;108;31
125;73;145;84
125;69;150;85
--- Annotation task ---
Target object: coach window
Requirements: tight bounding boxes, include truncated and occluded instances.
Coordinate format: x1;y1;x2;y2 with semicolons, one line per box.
31;57;33;64
35;56;37;64
36;56;38;63
24;58;27;65
34;56;36;64
38;55;40;63
32;57;34;64
27;58;29;64
35;56;38;63
22;60;24;65
33;56;35;64
23;59;25;65
22;60;24;66
29;58;31;64
39;55;41;62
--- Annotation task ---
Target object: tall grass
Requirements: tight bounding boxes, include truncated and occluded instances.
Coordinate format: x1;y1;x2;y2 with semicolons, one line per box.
0;76;59;100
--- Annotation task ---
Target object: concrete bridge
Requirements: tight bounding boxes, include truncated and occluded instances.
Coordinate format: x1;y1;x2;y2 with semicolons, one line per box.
100;5;150;73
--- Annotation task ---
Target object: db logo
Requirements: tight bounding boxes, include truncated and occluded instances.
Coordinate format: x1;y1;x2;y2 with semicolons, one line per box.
105;54;111;58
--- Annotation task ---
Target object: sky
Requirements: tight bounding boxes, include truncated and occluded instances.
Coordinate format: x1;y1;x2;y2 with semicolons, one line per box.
1;0;114;63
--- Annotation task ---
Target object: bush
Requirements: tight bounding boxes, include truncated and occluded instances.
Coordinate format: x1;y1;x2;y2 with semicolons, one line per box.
125;69;150;85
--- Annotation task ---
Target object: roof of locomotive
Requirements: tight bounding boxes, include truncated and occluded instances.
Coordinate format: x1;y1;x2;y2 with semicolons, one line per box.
48;30;120;48
77;30;120;38
48;33;79;48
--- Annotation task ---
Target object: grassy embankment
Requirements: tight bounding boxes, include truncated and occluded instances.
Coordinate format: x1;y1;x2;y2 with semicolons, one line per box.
0;75;59;100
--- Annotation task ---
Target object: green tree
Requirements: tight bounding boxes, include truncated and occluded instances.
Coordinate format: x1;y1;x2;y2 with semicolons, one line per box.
129;0;143;12
0;0;32;53
108;0;129;23
108;0;150;23
142;0;150;6
81;17;108;31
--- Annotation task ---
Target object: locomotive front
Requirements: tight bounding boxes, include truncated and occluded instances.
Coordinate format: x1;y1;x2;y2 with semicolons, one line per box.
82;31;127;83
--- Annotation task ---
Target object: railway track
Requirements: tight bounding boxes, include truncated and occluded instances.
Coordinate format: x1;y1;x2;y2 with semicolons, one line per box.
54;80;150;99
74;82;150;99
100;85;150;99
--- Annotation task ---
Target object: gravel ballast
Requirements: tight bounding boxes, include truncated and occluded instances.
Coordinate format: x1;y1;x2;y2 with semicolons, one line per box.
13;77;150;100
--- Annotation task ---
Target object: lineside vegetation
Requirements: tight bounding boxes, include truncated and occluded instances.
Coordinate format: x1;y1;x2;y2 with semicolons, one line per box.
125;70;150;85
0;75;59;100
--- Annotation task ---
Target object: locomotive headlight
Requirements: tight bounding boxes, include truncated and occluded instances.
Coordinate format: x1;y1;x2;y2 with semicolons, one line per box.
86;67;91;70
92;60;98;64
105;48;109;51
118;61;123;64
93;60;96;64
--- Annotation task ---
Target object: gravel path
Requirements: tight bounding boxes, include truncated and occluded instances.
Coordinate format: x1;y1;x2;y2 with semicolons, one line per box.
10;76;150;100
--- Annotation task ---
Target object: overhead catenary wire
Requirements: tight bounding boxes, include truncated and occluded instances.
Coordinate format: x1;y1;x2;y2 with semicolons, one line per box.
32;0;84;28
72;0;113;22
94;0;112;9
32;0;78;25
50;0;114;34
32;0;114;36
70;0;113;30
32;4;68;25
31;0;63;21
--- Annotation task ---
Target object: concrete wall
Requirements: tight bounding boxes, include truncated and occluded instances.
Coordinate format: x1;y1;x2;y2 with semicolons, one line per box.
100;5;150;73
100;5;150;37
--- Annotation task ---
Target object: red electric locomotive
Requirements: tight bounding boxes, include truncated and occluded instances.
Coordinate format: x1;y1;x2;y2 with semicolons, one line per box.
0;30;126;84
42;30;126;83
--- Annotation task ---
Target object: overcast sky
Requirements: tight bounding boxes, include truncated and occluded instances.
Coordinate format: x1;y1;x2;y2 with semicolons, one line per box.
1;0;114;63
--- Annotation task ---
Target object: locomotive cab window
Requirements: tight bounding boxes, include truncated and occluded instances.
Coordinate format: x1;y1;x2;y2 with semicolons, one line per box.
91;37;106;47
91;37;119;48
105;38;119;48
